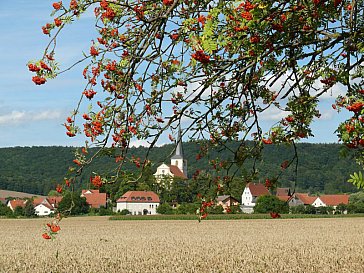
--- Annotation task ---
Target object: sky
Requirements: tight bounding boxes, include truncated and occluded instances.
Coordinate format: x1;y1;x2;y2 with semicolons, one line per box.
0;0;351;148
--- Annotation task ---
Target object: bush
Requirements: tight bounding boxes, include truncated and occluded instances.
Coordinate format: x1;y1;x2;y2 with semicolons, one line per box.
208;205;224;214
175;203;199;215
120;209;130;215
254;195;289;214
99;206;113;216
290;205;306;214
156;203;174;214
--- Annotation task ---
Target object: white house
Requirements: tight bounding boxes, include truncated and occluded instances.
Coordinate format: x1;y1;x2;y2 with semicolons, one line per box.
116;191;160;215
154;127;187;183
33;197;54;216
312;194;349;211
241;183;270;213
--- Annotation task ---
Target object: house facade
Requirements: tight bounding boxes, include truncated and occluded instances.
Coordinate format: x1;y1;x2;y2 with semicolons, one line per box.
216;195;240;212
241;183;270;213
116;191;160;215
33;197;54;216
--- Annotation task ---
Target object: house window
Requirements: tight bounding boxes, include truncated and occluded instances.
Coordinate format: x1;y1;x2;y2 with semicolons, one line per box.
151;205;154;208
147;197;152;201
162;170;165;174
175;161;178;166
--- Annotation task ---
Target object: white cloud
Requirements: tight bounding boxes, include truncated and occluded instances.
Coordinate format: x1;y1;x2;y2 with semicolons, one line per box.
130;139;150;148
258;106;288;121
0;110;63;125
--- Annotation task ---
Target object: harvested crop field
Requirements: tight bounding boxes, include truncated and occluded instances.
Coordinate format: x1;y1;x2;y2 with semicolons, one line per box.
1;217;364;273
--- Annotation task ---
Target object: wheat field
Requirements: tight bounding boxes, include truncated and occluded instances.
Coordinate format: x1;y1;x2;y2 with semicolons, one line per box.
0;216;364;273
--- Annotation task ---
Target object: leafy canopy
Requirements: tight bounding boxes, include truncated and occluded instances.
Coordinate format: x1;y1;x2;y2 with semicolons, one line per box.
30;0;364;191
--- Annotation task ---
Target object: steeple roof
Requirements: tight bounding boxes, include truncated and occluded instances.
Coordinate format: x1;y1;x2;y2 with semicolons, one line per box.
171;126;184;159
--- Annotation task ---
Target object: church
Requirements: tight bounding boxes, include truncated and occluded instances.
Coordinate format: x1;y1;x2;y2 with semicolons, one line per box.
154;128;188;182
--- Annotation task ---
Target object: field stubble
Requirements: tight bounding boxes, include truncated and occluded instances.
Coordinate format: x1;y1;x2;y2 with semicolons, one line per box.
0;217;364;273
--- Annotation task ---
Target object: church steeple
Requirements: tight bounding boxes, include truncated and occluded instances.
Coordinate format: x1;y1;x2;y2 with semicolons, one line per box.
170;126;187;176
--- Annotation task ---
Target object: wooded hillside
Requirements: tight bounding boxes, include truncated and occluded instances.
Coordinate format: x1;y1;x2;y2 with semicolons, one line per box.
0;143;359;196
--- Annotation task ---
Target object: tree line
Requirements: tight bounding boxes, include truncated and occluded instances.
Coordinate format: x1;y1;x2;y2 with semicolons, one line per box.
0;143;359;199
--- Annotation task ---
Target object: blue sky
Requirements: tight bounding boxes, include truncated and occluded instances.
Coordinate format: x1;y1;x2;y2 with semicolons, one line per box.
0;1;350;148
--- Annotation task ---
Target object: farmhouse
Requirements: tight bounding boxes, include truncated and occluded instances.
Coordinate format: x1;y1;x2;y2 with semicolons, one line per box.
116;191;160;215
312;194;350;210
216;195;240;212
81;190;107;208
241;183;270;213
154;127;187;183
33;197;54;216
7;199;26;211
276;190;317;207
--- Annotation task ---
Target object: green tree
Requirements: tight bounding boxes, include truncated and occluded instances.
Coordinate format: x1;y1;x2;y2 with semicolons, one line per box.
13;206;24;217
254;195;289;214
57;192;89;215
156;203;174;215
23;201;35;217
336;203;348;214
0;203;12;217
31;1;364;195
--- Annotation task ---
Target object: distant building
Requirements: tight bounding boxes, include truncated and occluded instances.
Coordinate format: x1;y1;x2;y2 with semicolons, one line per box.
312;194;350;212
241;183;270;213
154;127;188;183
33;197;54;216
216;195;240;212
81;190;107;209
116;191;160;215
7;199;26;211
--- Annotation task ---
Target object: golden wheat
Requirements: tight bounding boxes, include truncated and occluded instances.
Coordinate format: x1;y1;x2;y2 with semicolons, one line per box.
0;217;363;273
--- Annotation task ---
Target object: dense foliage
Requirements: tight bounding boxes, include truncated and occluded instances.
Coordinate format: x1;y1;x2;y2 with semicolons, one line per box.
29;0;364;198
0;143;359;198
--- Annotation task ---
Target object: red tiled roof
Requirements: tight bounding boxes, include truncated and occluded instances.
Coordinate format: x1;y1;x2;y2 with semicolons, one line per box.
277;195;291;202
116;191;160;203
9;199;26;209
32;198;54;210
276;188;290;196
46;196;63;208
295;193;316;205
169;165;187;179
247;183;270;197
319;194;350;206
81;190;107;208
34;202;54;210
82;189;100;195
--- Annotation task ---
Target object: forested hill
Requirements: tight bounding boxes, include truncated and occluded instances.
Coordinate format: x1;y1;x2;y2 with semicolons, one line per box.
0;143;359;196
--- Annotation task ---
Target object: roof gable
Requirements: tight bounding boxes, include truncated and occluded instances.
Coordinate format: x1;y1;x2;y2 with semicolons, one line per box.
295;193;316;205
117;191;160;203
169;165;187;179
9;199;26;209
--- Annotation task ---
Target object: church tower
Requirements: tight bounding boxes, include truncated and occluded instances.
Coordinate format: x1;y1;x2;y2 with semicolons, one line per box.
170;127;187;176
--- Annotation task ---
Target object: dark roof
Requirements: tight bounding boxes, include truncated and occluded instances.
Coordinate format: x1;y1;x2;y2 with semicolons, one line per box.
116;191;160;203
216;195;239;203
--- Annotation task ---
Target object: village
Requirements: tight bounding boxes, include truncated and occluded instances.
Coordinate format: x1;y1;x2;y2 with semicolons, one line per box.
0;134;352;217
